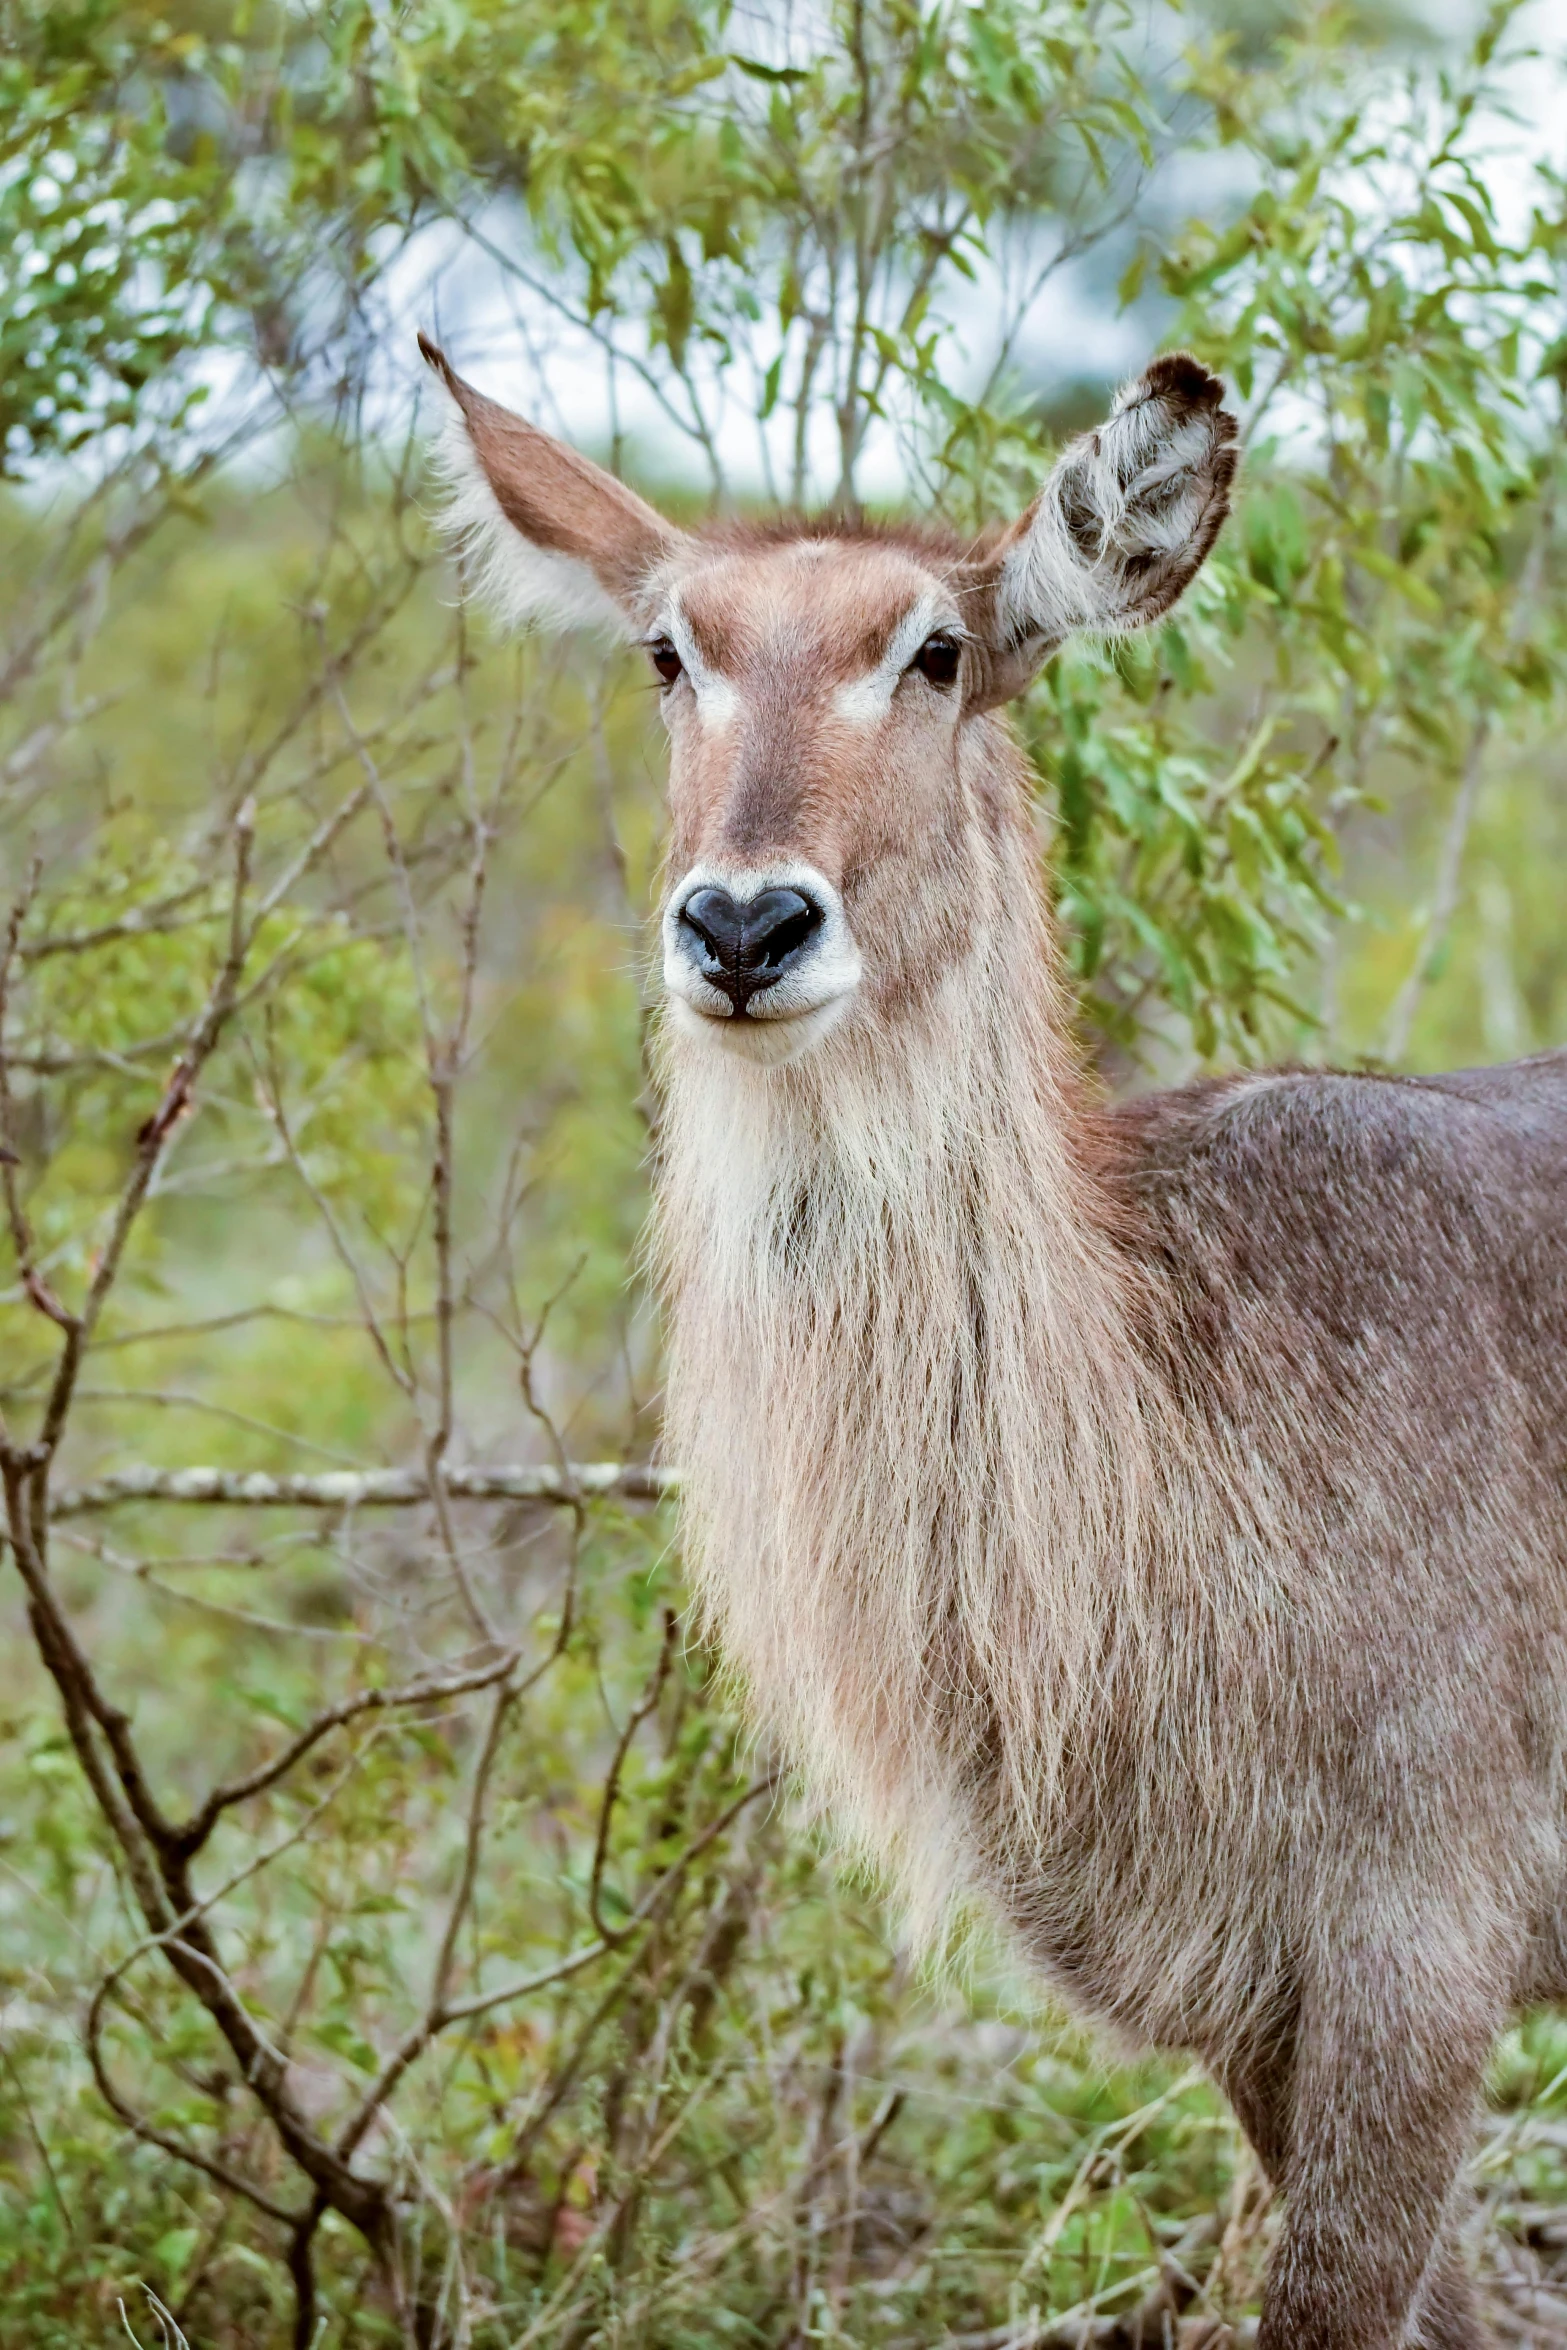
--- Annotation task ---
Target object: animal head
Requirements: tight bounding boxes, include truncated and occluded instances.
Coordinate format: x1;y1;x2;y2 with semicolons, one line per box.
420;337;1236;1068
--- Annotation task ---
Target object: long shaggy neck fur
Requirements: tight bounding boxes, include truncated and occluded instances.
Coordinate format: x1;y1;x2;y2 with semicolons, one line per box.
655;816;1247;1950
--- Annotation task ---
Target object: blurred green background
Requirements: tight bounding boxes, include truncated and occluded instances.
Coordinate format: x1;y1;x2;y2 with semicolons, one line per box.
3;0;1567;2341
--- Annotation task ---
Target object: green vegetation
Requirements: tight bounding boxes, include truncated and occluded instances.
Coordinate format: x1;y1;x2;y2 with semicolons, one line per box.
3;1;1567;2341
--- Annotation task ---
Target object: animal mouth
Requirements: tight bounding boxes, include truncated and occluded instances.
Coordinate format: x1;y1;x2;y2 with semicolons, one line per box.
683;985;849;1031
697;992;824;1025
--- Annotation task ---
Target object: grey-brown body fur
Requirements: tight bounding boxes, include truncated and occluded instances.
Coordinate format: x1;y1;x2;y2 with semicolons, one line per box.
1084;1055;1567;2337
421;330;1567;2347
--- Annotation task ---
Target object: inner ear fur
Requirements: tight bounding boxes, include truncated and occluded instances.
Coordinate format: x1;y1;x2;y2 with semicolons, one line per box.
957;353;1238;710
418;334;686;638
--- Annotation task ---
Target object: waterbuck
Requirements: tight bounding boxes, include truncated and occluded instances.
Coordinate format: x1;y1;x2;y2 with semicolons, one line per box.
421;331;1567;2348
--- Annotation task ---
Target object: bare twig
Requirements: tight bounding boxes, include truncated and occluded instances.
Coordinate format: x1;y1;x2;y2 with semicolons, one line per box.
31;800;260;1466
589;1608;678;1941
17;885;210;963
174;1652;523;1857
48;1459;674;1517
0;859;73;1330
1380;709;1492;1066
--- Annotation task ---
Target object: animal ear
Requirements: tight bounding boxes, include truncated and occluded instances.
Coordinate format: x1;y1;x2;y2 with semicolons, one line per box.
960;354;1238;708
418;335;687;639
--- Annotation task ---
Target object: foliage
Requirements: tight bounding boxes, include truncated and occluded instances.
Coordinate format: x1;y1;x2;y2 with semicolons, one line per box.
3;2;1567;2345
0;0;219;469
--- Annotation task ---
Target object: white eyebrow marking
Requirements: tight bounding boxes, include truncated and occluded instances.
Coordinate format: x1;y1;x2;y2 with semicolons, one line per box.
831;593;953;726
662;598;740;728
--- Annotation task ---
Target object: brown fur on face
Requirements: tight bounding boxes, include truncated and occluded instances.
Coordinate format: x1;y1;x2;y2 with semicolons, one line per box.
654;537;1009;1026
663;542;952;862
420;337;1558;2350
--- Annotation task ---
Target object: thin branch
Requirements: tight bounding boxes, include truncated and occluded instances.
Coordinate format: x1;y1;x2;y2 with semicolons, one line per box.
249;1044;416;1400
33;801;259;1463
86;1302;445;1352
0;859;75;1331
87;1966;304;2229
173;1652;523;1857
252;779;372;926
589;1609;678;1941
1379;709;1491;1066
16;885;211;963
48;1460;674;1517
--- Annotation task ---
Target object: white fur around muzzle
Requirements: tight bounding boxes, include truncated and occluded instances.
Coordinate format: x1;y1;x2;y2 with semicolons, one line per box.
661;862;863;1066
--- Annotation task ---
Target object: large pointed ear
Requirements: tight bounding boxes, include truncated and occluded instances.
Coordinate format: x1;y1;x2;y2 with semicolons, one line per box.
418;335;688;639
960;354;1238;709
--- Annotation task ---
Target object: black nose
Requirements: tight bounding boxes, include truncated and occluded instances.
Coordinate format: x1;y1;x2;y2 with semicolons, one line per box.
678;886;822;1012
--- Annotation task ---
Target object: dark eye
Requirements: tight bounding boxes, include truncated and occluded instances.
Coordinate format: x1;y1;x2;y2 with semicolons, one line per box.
912;633;961;688
647;636;683;687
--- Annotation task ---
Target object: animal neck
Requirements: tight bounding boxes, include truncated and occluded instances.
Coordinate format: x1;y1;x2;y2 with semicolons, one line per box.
654;835;1175;1933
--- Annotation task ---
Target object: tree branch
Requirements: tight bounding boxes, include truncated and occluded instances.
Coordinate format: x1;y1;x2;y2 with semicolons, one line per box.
48;1460;674;1518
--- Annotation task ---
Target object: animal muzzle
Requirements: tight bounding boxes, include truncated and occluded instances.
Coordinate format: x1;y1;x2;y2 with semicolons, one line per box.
675;884;824;1015
660;862;862;1059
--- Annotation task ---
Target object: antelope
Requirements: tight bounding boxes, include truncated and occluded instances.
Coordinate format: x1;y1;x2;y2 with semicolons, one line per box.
421;330;1567;2348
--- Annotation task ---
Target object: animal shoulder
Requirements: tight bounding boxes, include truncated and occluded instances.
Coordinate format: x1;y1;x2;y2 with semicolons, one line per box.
1108;1051;1567;1360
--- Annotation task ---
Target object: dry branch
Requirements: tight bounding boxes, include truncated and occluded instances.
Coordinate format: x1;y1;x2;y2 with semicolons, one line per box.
48;1460;674;1517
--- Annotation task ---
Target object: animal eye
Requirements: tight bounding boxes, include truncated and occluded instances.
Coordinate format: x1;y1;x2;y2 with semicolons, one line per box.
912;633;961;688
647;637;683;687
